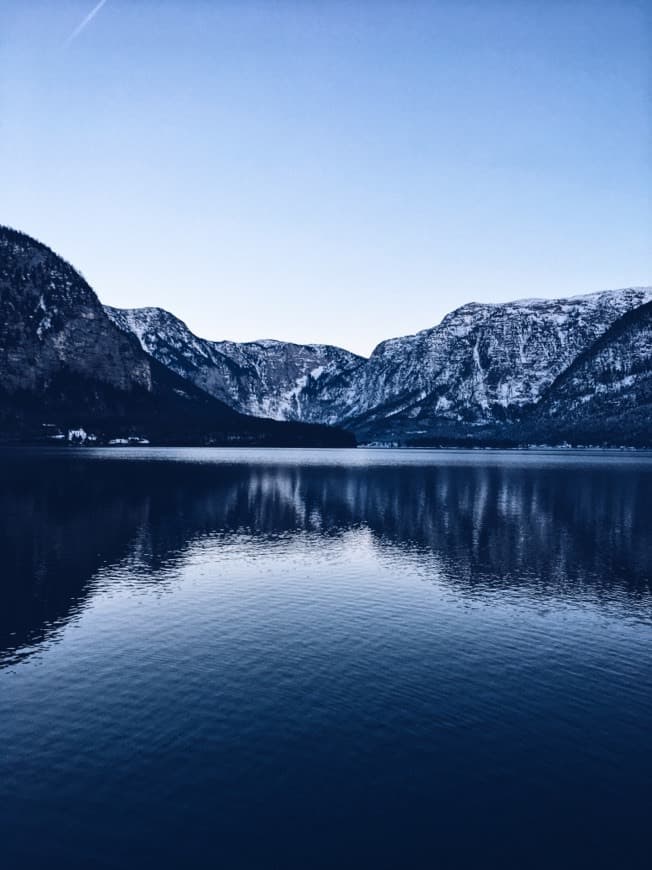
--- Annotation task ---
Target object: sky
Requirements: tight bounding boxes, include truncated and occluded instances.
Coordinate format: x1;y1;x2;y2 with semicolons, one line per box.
1;0;650;356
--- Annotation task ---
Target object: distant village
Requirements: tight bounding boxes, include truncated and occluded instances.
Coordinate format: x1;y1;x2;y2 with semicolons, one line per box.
41;424;150;447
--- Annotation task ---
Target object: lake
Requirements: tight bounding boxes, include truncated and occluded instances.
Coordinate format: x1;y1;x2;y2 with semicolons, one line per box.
1;447;651;869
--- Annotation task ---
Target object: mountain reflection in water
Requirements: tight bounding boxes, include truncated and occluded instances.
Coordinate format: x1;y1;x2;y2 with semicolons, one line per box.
2;448;650;665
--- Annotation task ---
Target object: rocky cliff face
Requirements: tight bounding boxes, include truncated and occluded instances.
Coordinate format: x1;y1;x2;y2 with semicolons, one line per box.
108;287;652;442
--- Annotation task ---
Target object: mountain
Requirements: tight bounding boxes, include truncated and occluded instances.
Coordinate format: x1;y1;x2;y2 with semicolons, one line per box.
4;223;649;447
1;227;151;395
522;301;652;445
108;287;652;443
105;306;365;423
338;289;652;441
0;226;354;446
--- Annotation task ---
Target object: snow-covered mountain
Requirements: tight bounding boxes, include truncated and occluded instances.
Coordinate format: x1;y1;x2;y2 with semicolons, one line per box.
342;287;652;440
12;220;648;446
105;306;365;423
526;300;652;444
107;287;652;442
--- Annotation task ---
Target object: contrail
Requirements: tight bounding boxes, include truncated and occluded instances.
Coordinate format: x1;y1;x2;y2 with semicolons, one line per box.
64;0;109;47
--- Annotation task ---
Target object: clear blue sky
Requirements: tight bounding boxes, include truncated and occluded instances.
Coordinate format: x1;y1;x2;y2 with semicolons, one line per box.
1;0;650;355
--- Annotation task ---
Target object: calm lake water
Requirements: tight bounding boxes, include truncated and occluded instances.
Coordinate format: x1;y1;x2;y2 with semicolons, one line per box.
1;447;651;869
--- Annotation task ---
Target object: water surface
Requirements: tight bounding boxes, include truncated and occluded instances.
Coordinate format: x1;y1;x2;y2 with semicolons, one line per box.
1;448;651;868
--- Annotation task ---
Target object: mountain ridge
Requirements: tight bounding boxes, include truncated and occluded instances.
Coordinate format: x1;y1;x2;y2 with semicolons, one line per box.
2;224;650;446
107;286;652;443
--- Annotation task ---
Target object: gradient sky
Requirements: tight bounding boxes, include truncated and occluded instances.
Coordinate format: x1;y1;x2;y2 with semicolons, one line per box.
1;0;650;355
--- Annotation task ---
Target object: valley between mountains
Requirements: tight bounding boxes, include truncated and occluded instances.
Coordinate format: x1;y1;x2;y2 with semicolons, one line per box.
1;225;650;446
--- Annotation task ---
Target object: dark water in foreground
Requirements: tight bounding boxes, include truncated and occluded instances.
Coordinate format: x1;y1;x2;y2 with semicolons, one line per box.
1;447;651;869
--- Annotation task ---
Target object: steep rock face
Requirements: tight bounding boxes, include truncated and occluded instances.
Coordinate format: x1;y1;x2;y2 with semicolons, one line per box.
105;306;365;422
526;301;652;443
0;226;151;394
